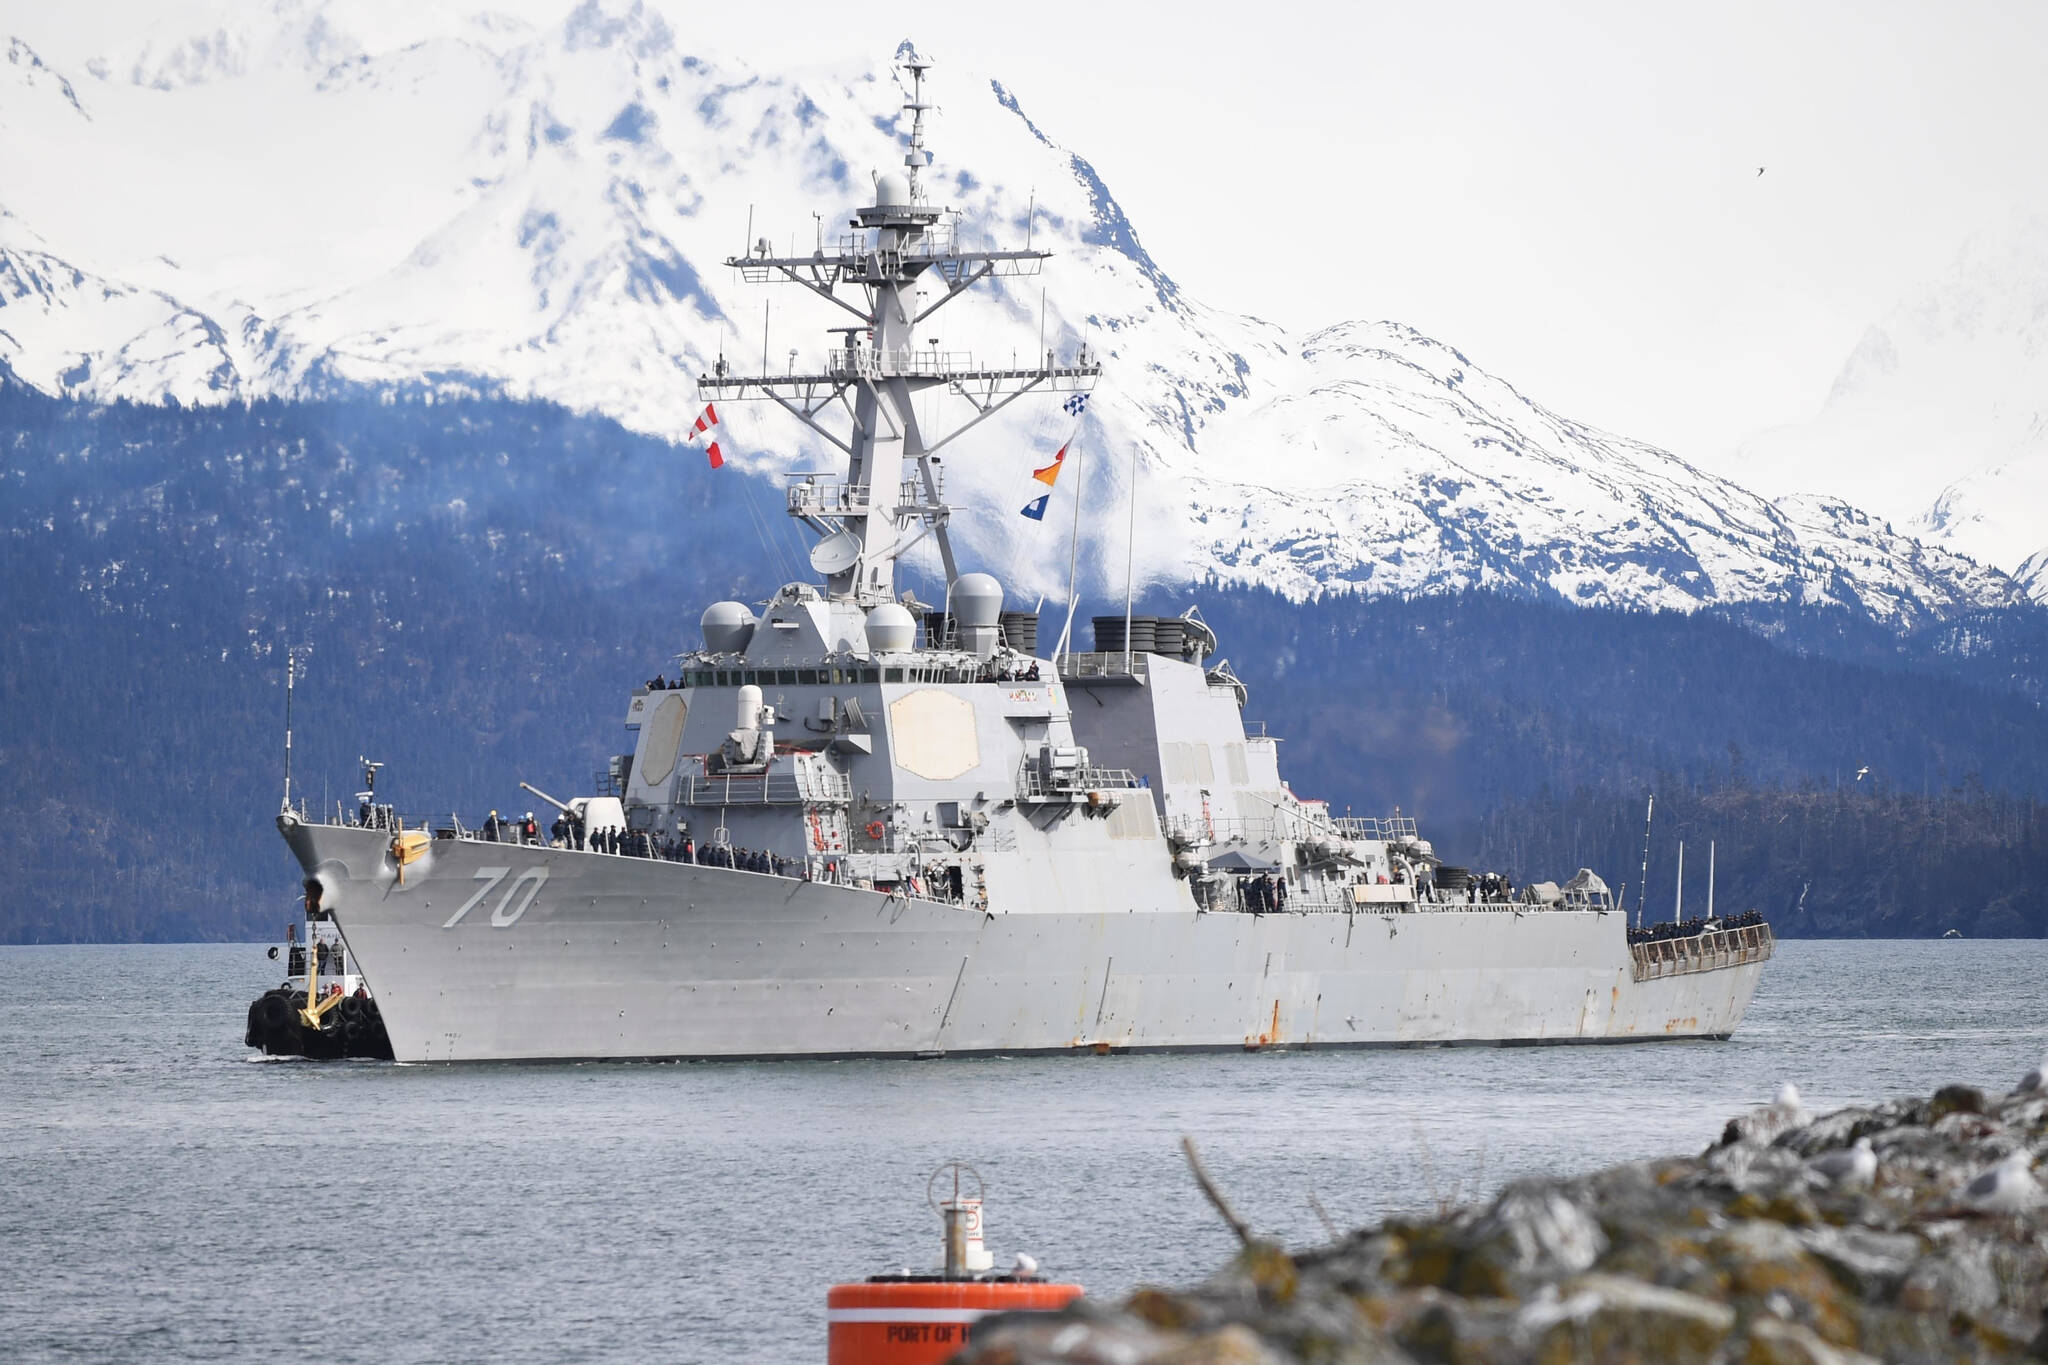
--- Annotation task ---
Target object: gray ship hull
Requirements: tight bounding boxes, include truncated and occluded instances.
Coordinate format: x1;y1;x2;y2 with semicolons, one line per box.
282;822;1768;1063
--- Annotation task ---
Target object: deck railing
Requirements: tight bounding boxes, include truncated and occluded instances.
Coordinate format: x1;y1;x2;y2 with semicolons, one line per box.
1329;815;1420;841
1629;922;1775;982
680;758;852;807
1056;651;1150;681
1015;758;1143;802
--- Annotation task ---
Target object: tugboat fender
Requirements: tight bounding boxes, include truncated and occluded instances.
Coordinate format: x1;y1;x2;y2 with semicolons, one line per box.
256;993;293;1031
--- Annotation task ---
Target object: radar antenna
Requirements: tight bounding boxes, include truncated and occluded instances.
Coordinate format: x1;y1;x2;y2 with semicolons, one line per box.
700;52;1099;605
900;50;933;201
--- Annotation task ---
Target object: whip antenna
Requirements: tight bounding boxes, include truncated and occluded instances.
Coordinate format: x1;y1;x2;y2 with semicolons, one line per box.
281;649;296;815
1636;793;1654;929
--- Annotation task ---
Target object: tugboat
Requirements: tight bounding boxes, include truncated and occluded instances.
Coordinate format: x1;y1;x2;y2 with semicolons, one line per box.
826;1163;1081;1364
244;889;395;1060
245;758;395;1060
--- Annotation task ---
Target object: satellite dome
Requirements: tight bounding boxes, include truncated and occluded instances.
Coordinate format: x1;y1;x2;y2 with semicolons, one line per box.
866;602;915;653
874;171;911;207
701;601;757;654
950;573;1004;629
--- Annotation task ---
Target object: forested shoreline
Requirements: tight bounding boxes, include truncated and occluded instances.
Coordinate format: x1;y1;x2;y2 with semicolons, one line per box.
1474;781;2048;938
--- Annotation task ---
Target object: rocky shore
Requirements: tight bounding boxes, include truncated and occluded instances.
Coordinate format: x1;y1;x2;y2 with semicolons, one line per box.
962;1071;2048;1364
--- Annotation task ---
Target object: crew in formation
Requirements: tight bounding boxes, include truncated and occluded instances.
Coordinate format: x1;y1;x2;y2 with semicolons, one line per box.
467;797;1526;913
455;804;1655;922
470;805;981;898
1628;908;1768;945
494;810;800;873
639;658;1040;692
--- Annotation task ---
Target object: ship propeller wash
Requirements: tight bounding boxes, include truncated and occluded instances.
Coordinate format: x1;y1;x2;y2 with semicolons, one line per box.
270;56;1771;1062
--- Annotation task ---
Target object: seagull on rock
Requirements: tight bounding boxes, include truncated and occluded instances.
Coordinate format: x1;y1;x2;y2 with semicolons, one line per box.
1962;1151;2041;1213
1754;1082;1812;1141
2016;1056;2048;1095
1774;1083;1811;1126
1723;1082;1813;1145
1808;1136;1877;1191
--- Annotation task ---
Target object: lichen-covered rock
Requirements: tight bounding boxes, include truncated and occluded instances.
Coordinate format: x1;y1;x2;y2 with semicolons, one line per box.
1460;1186;1609;1297
1798;1225;1922;1301
1527;1274;1735;1363
955;1081;2048;1365
1740;1316;1882;1365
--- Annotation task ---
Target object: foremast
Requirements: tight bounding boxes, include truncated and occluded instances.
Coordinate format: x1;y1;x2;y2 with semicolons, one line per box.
699;54;1098;606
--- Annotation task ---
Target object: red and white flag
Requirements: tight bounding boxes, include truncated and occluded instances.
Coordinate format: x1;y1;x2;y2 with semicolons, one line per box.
688;402;724;469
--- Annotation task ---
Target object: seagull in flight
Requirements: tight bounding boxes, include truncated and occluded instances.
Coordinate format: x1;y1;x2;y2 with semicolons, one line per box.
1855;766;1869;781
1757;167;1766;177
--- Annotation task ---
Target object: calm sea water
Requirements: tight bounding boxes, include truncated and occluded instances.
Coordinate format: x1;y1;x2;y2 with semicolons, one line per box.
2;940;2041;1363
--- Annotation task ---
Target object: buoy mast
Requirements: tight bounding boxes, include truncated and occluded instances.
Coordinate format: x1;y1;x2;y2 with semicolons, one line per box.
825;1162;1081;1365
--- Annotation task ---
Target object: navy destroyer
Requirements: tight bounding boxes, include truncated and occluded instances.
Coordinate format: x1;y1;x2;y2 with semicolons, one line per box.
268;57;1771;1062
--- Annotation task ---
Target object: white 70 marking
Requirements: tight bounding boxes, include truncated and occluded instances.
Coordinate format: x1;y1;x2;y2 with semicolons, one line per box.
444;868;509;928
441;866;551;929
491;868;548;928
440;866;552;929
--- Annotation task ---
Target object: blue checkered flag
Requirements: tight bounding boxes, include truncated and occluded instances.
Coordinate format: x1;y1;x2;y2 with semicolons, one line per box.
1017;392;1093;522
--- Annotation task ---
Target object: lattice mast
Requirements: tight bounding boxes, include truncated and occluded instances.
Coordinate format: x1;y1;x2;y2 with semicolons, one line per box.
700;54;1098;605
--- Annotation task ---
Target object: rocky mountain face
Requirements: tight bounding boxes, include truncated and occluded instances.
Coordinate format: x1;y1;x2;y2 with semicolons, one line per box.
0;1;2030;626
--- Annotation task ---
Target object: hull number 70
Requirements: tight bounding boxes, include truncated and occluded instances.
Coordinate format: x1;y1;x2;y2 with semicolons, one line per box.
442;866;550;929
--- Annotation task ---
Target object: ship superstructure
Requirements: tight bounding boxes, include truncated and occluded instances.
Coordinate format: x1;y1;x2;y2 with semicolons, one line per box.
270;57;1770;1062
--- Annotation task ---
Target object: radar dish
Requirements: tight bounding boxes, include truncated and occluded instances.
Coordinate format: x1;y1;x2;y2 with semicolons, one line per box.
809;530;861;576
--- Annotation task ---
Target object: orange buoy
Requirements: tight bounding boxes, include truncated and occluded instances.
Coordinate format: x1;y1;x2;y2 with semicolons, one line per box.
827;1163;1083;1365
827;1279;1082;1364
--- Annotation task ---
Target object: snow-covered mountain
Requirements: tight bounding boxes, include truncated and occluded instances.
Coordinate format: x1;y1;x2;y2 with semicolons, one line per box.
0;1;2030;624
1731;214;2048;599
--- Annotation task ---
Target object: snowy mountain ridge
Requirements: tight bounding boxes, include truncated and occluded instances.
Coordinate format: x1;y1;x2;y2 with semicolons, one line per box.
0;1;2033;623
1731;212;2048;594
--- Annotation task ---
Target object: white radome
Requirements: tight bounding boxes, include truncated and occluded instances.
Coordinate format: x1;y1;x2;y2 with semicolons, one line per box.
865;602;915;653
874;170;911;206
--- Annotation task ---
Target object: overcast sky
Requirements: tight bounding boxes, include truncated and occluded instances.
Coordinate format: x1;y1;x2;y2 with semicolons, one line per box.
11;0;2047;472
